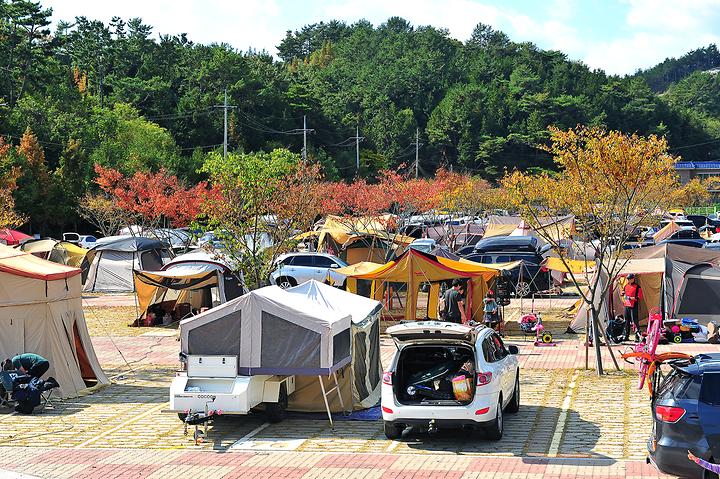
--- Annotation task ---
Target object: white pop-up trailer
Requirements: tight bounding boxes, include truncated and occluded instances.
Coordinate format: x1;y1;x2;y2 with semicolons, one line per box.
169;285;352;429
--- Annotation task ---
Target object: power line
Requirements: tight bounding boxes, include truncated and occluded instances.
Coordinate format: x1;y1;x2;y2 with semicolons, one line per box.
670;137;720;151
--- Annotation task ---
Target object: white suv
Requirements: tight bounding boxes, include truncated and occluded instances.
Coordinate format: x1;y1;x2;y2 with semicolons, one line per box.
381;321;519;440
269;252;347;288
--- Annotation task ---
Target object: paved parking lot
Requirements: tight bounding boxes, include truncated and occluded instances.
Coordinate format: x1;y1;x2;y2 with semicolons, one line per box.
2;300;715;478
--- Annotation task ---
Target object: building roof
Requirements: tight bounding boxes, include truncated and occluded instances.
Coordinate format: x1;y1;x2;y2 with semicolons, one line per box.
675;161;720;169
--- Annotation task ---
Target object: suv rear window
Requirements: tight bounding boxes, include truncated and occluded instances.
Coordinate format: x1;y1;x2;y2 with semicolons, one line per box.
700;372;720;405
657;370;698;400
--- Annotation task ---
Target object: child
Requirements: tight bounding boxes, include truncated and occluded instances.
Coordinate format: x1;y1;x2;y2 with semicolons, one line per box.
688;451;720;474
483;291;504;334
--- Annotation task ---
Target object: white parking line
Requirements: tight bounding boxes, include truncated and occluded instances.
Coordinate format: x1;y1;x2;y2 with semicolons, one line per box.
547;370;579;457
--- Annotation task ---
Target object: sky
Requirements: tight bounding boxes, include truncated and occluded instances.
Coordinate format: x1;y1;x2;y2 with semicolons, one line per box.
43;0;720;75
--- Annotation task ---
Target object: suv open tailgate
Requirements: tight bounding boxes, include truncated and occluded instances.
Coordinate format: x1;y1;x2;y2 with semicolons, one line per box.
387;321;477;346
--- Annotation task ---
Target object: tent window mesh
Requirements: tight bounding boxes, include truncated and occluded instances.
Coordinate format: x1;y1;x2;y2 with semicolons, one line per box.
677;278;720;316
332;328;351;365
261;311;320;369
187;311;241;356
353;331;368;397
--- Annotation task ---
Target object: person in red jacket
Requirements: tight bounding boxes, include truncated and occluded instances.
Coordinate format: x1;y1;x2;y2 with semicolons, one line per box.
622;274;643;342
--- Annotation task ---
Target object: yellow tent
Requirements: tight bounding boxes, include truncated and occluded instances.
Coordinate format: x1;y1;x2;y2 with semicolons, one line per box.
343;248;519;321
543;257;596;274
19;239;88;268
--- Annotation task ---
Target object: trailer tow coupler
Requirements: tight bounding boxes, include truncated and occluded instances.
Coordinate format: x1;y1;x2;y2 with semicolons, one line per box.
183;409;222;445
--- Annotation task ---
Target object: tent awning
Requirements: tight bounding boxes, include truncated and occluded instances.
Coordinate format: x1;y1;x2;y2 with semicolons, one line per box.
544;257;596;274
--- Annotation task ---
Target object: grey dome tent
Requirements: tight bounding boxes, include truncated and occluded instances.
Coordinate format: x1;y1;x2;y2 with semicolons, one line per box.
83;235;170;293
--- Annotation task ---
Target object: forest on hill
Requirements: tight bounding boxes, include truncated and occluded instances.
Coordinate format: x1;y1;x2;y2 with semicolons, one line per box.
1;0;720;233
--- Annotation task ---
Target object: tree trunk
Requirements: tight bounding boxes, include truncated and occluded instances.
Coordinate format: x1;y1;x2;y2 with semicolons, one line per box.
591;308;604;375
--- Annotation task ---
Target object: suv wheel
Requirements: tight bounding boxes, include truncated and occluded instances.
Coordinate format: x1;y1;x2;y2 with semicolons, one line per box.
384;421;404;439
276;277;297;289
486;398;503;440
505;373;520;413
514;281;531;298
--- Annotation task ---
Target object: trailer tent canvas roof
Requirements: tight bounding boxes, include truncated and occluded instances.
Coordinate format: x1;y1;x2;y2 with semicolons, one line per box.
180;285;352;375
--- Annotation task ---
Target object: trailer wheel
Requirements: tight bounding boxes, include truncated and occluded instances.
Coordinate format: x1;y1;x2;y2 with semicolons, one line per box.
178;413;188;421
266;383;288;423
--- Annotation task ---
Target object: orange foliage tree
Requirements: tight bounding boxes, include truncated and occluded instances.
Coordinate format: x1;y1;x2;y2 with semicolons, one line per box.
502;126;679;374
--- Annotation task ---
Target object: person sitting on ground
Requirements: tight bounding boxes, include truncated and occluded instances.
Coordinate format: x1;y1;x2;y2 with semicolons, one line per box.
11;353;50;379
442;279;467;324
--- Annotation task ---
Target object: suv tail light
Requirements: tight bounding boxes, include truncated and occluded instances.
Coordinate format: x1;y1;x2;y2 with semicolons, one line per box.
382;371;392;385
476;372;493;386
655;405;685;423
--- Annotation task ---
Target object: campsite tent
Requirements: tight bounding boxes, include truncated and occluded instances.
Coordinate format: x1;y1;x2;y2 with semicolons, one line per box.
133;250;246;320
284;280;382;411
340;248;517;321
0;245;108;397
0;229;32;246
180;285;351;376
20;239;88;268
570;244;720;332
83;236;171;292
483;215;576;242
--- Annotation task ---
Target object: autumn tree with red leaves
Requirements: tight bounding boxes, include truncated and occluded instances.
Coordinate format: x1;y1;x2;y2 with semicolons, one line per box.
80;164;218;238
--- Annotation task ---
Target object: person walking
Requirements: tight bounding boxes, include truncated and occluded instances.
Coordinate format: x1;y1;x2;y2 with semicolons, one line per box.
442;279;467;324
622;274;643;342
11;353;50;379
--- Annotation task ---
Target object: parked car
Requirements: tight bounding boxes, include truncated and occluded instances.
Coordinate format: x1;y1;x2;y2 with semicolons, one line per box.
648;353;720;479
381;321;520;440
687;215;712;230
78;235;98;249
408;238;437;254
464;236;552;297
269;252;347;288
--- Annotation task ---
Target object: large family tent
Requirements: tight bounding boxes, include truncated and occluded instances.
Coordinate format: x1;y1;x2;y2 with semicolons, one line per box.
569;244;720;332
20;239;88;268
83;236;171;292
341;248;518;321
180;285;351;377
283;280;382;412
0;228;32;246
133;250;246;320
0;245;108;397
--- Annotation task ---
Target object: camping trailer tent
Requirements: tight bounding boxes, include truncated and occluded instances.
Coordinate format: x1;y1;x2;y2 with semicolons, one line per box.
133;250;246;321
0;245;108;398
180;285;351;376
83;236;171;292
284;280;382;411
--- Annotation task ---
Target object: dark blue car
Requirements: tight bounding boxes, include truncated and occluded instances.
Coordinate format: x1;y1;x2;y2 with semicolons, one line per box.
648;353;720;478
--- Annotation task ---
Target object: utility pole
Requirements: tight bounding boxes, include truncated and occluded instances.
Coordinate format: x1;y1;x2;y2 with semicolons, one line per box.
415;128;420;179
213;88;236;159
300;115;315;162
350;125;365;174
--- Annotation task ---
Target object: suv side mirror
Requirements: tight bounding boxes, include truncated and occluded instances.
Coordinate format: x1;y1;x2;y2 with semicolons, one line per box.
508;345;519;355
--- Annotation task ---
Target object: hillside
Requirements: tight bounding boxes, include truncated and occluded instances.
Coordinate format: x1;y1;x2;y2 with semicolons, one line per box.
1;1;719;233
